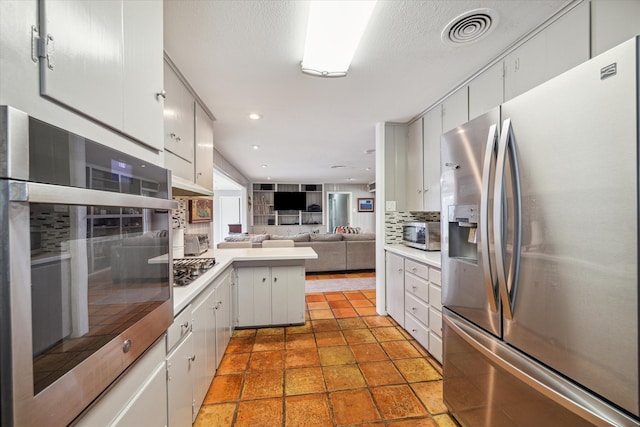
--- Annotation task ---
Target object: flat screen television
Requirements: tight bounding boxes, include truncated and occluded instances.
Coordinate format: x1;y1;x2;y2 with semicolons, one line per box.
274;192;306;211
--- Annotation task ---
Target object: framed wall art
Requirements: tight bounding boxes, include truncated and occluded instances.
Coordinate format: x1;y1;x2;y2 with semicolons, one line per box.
189;198;213;223
357;198;374;212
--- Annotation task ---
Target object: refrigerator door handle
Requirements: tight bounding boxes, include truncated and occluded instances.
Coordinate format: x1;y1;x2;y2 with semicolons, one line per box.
493;118;522;320
480;123;500;313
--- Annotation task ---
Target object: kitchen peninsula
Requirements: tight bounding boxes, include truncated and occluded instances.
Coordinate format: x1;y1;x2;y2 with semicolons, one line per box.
78;246;317;426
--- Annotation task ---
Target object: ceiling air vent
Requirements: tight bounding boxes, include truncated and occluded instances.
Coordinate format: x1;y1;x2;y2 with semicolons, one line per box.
442;9;497;45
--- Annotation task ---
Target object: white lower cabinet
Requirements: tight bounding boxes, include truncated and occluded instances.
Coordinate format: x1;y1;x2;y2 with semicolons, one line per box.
386;250;443;363
236;265;306;327
167;327;194;427
76;339;167;427
385;252;405;327
167;266;235;426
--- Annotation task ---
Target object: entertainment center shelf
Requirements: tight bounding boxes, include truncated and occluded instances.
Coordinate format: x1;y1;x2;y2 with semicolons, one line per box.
252;183;323;227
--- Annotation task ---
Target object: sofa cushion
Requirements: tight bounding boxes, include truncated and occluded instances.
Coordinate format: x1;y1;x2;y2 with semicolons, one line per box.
250;234;270;243
297;241;347;272
224;234;250;242
271;233;310;242
310;233;342;241
341;233;375;241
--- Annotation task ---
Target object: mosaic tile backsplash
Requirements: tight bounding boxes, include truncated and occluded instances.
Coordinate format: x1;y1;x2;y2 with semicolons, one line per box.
385;211;440;245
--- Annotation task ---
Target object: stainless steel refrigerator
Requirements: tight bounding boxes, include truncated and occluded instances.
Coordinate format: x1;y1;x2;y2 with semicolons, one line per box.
441;36;640;426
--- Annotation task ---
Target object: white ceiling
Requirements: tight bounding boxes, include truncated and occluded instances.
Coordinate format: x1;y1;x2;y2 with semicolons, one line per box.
163;0;572;188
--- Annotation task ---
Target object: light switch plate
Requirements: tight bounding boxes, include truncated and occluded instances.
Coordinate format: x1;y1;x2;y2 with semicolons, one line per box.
385;201;396;212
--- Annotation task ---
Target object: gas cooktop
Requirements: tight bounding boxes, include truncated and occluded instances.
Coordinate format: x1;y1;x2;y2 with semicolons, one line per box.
173;257;216;287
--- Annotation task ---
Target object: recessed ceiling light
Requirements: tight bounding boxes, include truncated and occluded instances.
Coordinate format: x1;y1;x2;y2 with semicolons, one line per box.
249;113;262;120
347;178;355;181
261;164;267;168
365;167;371;171
267;176;271;180
252;145;260;150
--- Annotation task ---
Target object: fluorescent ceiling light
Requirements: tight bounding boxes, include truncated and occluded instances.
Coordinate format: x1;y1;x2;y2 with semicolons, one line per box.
301;1;376;77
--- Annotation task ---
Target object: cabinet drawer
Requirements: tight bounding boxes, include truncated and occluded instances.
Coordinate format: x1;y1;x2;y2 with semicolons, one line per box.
405;259;429;280
429;307;442;338
166;305;192;352
404;292;429;327
429;268;441;286
404;312;429;349
429;331;443;363
429;284;442;311
405;273;429;303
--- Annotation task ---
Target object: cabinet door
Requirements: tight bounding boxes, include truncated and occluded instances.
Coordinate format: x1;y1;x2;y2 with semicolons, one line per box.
214;273;233;368
39;0;123;128
195;103;214;191
422;107;442;211
406;118;423;211
122;0;164;150
164;62;195;163
505;1;589;101
236;267;271;327
112;362;167;427
591;0;640;57
469;61;504;120
271;266;305;325
167;333;194;427
385;252;405;327
442;87;468;133
192;289;215;422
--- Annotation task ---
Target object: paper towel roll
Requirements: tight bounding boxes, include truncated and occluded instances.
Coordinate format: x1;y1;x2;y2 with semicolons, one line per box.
173;228;184;247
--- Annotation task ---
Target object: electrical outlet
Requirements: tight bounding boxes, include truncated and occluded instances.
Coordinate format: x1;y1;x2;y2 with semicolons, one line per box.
385;201;396;212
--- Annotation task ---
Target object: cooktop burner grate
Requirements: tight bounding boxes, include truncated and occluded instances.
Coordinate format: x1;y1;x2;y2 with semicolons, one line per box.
173;257;216;287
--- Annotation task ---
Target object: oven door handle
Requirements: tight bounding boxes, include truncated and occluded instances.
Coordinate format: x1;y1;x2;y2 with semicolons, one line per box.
9;180;178;210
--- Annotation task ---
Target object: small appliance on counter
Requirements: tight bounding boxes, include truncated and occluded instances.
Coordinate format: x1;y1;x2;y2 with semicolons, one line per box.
184;233;210;255
402;221;441;251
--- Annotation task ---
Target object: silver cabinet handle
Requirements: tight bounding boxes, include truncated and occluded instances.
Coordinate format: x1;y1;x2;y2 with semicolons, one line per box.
122;339;131;353
156;90;166;99
188;354;196;362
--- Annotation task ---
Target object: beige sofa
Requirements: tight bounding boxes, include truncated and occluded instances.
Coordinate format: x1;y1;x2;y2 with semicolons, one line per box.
219;232;375;273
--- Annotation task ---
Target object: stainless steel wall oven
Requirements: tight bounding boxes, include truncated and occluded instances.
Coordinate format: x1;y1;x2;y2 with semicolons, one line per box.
0;106;177;426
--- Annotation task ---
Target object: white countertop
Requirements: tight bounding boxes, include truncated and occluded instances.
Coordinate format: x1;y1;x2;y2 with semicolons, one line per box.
172;247;317;313
384;244;441;268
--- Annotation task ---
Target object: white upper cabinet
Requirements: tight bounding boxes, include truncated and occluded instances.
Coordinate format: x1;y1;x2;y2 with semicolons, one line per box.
469;61;504;120
39;1;123;129
164;61;195;163
591;0;640;57
441;87;468;134
406;117;423;212
38;0;164;151
504;1;589;101
195;103;214;191
422;107;442;212
122;0;164;151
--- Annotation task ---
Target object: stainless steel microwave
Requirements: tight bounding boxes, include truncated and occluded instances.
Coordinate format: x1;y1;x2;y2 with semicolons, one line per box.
402;221;441;251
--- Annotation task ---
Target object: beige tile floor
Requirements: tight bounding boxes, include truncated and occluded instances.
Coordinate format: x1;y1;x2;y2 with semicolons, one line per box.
194;279;458;427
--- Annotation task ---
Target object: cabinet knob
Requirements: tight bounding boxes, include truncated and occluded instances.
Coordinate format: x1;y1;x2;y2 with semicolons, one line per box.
273;277;278;283
176;137;181;143
122;339;132;353
411;329;417;333
398;268;403;273
412;307;417;311
181;321;189;329
412;267;417;273
188;354;196;362
156;90;166;99
262;277;267;283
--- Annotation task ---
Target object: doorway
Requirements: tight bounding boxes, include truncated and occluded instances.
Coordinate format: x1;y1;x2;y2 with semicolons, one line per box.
327;192;352;232
218;196;241;240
